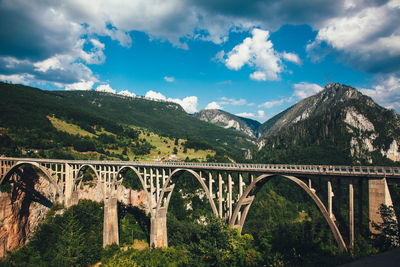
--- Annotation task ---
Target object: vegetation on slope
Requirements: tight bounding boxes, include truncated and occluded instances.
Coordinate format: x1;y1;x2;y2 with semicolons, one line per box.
0;82;253;161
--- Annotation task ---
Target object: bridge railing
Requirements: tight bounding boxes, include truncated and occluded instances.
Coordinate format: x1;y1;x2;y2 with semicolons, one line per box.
1;157;399;178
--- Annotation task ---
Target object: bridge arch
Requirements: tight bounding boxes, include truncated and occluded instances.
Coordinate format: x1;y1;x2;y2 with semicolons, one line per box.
229;174;347;252
0;161;62;198
76;164;100;181
157;168;218;217
116;166;150;210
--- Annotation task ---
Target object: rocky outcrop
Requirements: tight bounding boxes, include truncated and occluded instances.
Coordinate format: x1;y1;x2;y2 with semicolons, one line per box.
0;167;54;258
193;109;260;138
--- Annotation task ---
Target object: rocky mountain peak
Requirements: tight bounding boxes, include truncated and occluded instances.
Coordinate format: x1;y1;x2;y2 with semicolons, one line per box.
257;82;400;164
192;109;260;138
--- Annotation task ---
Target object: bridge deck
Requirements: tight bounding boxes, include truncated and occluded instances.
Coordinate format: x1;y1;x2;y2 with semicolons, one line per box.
1;157;400;178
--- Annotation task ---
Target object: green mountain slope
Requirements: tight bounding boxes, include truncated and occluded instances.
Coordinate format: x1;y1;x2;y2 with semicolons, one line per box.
257;83;400;165
0;82;254;160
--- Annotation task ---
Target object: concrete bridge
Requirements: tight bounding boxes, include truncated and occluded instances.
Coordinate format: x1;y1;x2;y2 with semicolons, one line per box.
1;157;399;253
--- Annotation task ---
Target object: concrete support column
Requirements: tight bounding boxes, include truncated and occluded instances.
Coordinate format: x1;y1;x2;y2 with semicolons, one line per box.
208;173;214;197
349;180;354;248
238;174;243;222
218;173;224;218
103;197;119;247
64;163;73;207
368;178;394;233
150;208;168;248
228;173;233;219
328;180;335;220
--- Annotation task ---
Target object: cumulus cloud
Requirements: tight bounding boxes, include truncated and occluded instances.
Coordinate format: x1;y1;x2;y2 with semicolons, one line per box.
360;75;400;112
236;112;255;118
219;28;300;81
169;96;198;113
236;110;265;119
1;0;399;90
96;84;116;93
145;90;198;113
145;90;167;100
164;76;175;82
0;74;34;84
307;1;400;74
118;90;136;97
293;82;324;99
281;52;302;65
65;80;94;91
205;101;223;110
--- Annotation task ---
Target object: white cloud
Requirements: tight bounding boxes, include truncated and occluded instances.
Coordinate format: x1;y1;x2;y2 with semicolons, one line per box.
236;110;265;119
236;112;255;118
164;76;175;82
258;99;286;109
293;82;323;99
145;90;167;100
145;90;198;113
2;0;399;90
281;52;302;65
250;71;267;81
0;74;33;84
169;96;198;113
222;28;282;81
219;97;247;106
220;28;301;81
95;84;116;93
118;90;136;97
307;1;400;74
360;75;400;112
205;101;223;110
65;80;94;91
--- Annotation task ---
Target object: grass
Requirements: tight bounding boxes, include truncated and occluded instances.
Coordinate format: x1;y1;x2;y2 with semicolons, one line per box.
46;117;216;162
133;128;215;161
48;116;96;137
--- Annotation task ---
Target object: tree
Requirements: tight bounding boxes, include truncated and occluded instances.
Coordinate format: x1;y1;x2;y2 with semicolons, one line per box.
372;204;400;251
53;210;87;266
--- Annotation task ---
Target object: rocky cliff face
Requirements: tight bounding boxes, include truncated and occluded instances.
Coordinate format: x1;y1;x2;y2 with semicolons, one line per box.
0;168;54;258
0;169;149;258
193;109;260;138
257;83;400;164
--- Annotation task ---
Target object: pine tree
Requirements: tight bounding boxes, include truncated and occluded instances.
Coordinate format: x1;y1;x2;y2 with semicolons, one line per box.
53;209;86;266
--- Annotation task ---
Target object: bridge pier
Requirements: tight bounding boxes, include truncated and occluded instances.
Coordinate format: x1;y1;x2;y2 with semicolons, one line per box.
368;178;395;233
150;208;168;248
103;197;119;247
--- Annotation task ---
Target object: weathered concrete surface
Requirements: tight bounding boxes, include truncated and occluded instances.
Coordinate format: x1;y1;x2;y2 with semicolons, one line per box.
368;178;394;233
103;197;119;247
339;248;400;267
150;208;167;248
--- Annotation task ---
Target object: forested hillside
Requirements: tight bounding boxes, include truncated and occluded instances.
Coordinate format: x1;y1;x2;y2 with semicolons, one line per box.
0;82;254;161
256;83;400;165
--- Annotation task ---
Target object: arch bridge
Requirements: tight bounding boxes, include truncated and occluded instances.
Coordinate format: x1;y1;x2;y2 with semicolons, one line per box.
1;157;399;253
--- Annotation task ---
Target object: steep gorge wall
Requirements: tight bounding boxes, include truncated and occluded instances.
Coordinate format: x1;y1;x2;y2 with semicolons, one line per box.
0;171;148;258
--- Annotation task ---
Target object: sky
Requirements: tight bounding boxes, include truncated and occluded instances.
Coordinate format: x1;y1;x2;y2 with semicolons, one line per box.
1;0;399;122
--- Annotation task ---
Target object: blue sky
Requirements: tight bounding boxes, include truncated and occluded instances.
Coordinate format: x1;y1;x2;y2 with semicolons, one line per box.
1;0;399;122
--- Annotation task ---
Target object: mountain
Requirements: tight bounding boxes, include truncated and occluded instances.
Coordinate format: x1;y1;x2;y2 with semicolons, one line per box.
257;83;400;165
192;109;261;138
0;82;254;161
